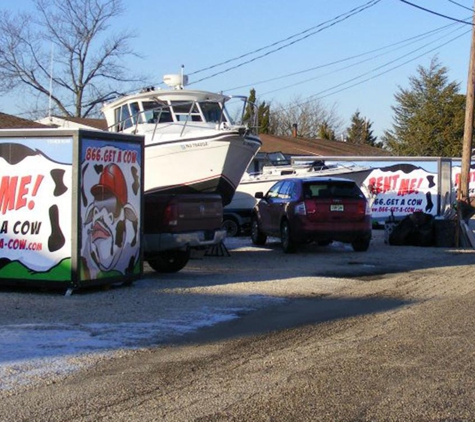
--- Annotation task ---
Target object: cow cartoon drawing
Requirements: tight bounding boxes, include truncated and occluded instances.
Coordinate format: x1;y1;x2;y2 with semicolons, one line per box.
82;163;139;277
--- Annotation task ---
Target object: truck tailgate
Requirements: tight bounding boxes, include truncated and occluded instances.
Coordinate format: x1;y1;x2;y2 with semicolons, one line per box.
144;193;223;234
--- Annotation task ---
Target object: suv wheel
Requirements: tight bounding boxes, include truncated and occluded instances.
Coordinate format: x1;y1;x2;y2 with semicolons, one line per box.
251;216;267;245
351;237;371;252
281;220;297;253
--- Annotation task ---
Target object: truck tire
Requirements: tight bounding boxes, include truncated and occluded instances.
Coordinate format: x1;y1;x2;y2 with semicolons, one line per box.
222;216;240;237
147;250;191;273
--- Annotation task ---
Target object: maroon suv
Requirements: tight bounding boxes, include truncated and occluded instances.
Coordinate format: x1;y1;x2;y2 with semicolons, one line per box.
251;177;372;253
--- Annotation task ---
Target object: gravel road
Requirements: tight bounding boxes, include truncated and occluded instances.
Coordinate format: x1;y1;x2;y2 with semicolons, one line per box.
1;230;475;421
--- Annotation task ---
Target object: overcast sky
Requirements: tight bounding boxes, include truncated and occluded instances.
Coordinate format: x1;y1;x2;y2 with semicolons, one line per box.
1;0;473;139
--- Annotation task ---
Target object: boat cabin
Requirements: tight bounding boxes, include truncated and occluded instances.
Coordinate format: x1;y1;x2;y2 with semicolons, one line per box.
103;90;237;133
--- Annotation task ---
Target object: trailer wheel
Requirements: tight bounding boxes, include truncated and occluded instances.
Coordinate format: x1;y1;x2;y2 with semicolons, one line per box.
147;249;191;273
222;216;240;237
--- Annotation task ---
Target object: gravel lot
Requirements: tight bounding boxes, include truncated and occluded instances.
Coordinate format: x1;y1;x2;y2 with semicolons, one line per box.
1;229;475;420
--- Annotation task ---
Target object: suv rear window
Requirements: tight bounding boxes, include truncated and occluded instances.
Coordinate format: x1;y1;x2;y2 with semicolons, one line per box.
303;181;364;199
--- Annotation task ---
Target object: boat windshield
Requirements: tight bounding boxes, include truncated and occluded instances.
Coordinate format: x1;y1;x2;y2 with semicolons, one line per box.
199;102;227;124
171;101;203;122
266;152;291;166
142;101;173;123
120;99;230;125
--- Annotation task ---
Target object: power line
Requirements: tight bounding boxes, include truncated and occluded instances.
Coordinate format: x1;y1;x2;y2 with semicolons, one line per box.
294;30;469;108
225;20;464;94
10;1;384;118
187;0;382;86
17;1;467;119
447;0;474;13
262;25;467;98
400;0;474;24
187;0;381;79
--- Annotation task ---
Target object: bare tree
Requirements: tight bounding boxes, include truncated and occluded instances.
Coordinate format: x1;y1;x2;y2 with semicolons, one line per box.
269;96;342;139
0;0;143;118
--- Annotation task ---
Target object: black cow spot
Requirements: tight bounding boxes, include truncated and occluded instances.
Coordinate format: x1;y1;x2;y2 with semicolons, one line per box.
115;220;125;248
379;163;419;174
425;191;434;213
94;164;104;175
126;255;136;274
0;257;11;270
50;169;68;197
131;166;140;195
0;143;39;165
48;205;65;252
426;175;435;188
81;163;90;207
131;220;138;247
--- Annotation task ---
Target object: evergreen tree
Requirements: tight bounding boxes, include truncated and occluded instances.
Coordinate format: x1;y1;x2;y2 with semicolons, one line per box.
258;101;270;134
243;89;271;134
243;88;256;123
317;120;336;141
346;110;377;146
382;57;465;156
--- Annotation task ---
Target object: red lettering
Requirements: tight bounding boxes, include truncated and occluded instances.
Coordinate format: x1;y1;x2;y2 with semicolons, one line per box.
123;150;137;163
0;175;44;214
398;179;409;195
0;176;18;214
391;174;400;191
455;173;460;186
397;178;423;195
408;178;417;194
16;176;32;210
369;174;400;194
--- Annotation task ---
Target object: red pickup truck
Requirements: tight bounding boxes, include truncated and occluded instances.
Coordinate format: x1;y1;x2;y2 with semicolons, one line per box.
143;193;226;273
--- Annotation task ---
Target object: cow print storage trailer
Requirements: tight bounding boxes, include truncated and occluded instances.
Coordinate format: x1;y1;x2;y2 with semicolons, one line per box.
0;128;144;293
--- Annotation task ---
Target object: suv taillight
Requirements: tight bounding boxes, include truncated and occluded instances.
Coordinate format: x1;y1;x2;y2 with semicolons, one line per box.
356;200;371;216
163;203;178;226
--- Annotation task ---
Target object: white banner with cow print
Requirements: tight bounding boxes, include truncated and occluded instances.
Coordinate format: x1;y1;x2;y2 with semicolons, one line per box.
80;138;142;280
0;137;73;278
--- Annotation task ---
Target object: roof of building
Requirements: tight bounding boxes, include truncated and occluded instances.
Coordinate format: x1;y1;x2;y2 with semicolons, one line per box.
259;134;392;157
0;112;391;157
37;116;109;130
0;112;49;129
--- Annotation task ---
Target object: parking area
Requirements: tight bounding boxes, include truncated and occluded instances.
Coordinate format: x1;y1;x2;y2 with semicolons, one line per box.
1;228;473;394
169;228;457;283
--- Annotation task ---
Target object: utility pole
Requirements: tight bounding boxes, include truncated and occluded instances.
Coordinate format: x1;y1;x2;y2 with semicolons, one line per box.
459;0;475;205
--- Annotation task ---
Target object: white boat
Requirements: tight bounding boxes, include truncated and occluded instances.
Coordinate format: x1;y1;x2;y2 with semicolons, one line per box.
101;74;262;205
225;152;373;212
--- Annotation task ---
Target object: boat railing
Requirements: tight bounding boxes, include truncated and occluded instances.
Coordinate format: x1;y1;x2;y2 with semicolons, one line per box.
290;156;367;171
107;95;258;138
106;101;210;137
230;95;259;133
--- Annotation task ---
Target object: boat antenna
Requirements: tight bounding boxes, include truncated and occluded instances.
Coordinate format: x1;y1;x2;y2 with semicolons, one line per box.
181;64;185;88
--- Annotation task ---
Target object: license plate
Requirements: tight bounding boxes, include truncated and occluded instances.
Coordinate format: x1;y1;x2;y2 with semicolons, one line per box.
330;204;344;212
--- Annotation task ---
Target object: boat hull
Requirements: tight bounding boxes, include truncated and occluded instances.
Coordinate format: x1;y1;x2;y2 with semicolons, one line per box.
143;131;261;206
226;167;373;211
